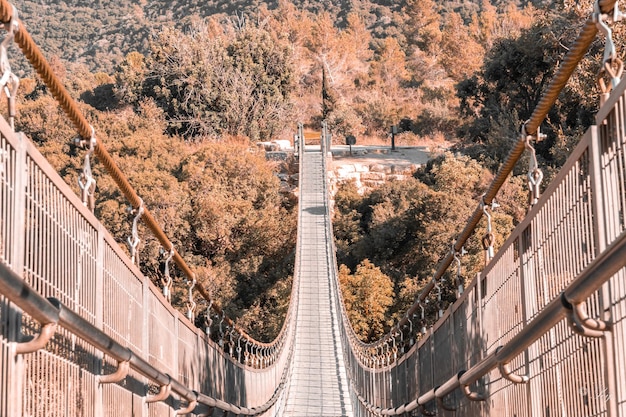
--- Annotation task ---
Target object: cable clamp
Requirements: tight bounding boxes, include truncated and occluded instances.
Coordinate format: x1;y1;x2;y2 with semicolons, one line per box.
77;126;97;211
522;122;544;207
0;4;19;130
204;299;213;337
127;198;144;265
595;1;625;101
160;245;174;302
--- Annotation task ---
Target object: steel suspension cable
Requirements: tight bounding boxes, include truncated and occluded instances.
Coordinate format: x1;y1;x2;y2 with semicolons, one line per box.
0;0;277;348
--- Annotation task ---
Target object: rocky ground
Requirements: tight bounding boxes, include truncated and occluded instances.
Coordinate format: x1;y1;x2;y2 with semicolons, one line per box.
328;145;437;194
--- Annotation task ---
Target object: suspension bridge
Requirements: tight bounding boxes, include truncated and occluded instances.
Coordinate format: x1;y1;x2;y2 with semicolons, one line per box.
1;0;626;416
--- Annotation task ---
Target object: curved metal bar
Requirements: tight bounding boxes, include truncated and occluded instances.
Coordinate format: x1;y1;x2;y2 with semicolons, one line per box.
145;382;172;403
572;302;610;331
461;384;487;401
97;360;130;384
497;360;529;384
437;396;456;412
561;293;607;338
15;322;56;354
175;400;198;415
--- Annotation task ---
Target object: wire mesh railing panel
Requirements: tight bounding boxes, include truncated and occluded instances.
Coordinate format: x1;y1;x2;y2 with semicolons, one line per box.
201;338;227;400
22;148;99;324
609;268;626;414
522;148;595;319
454;284;481;371
178;318;201;391
22;347;97;417
524;320;607;417
515;138;596;319
361;368;375;404
480;241;524;354
224;354;244;405
483;369;527;417
102;381;143;417
0;133;16;267
402;350;418;406
433;317;453;388
148;288;177;375
418;339;433;394
148;400;172;417
102;238;144;353
598;89;626;245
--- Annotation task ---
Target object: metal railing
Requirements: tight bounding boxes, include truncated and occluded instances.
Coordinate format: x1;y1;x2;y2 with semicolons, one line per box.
0;111;296;415
329;1;626;412
0;0;293;359
0;0;305;413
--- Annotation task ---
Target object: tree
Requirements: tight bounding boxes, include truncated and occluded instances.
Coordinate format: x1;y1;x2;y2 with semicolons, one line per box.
403;0;442;55
370;37;410;92
339;260;394;341
322;65;337;119
439;12;484;82
457;12;598;171
116;22;295;141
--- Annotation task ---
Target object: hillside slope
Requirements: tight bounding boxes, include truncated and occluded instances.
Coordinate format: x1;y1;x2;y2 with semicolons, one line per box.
13;0;546;74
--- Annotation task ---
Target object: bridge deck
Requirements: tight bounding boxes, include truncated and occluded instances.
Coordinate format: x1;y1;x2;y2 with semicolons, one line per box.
283;149;353;416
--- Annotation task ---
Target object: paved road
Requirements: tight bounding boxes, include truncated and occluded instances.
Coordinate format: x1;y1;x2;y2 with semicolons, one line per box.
283;149;353;417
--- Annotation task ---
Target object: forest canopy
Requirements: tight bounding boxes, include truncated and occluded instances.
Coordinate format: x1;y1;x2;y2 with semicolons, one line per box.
9;0;620;340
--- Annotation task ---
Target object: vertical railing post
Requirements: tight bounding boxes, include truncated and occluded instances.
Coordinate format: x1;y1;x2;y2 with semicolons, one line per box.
589;124;619;417
520;225;543;417
7;132;27;417
141;277;150;417
298;123;304;160
321;121;327;156
94;224;105;417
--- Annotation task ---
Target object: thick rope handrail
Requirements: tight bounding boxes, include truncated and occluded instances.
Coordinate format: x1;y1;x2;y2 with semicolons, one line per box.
370;0;618;348
0;0;288;352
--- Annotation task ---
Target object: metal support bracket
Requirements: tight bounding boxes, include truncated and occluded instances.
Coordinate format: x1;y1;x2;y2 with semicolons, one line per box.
175;400;198;415
561;293;609;338
15;322;56;354
97;359;130;384
437;396;457;411
146;382;171;403
461;383;487;401
498;360;529;384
